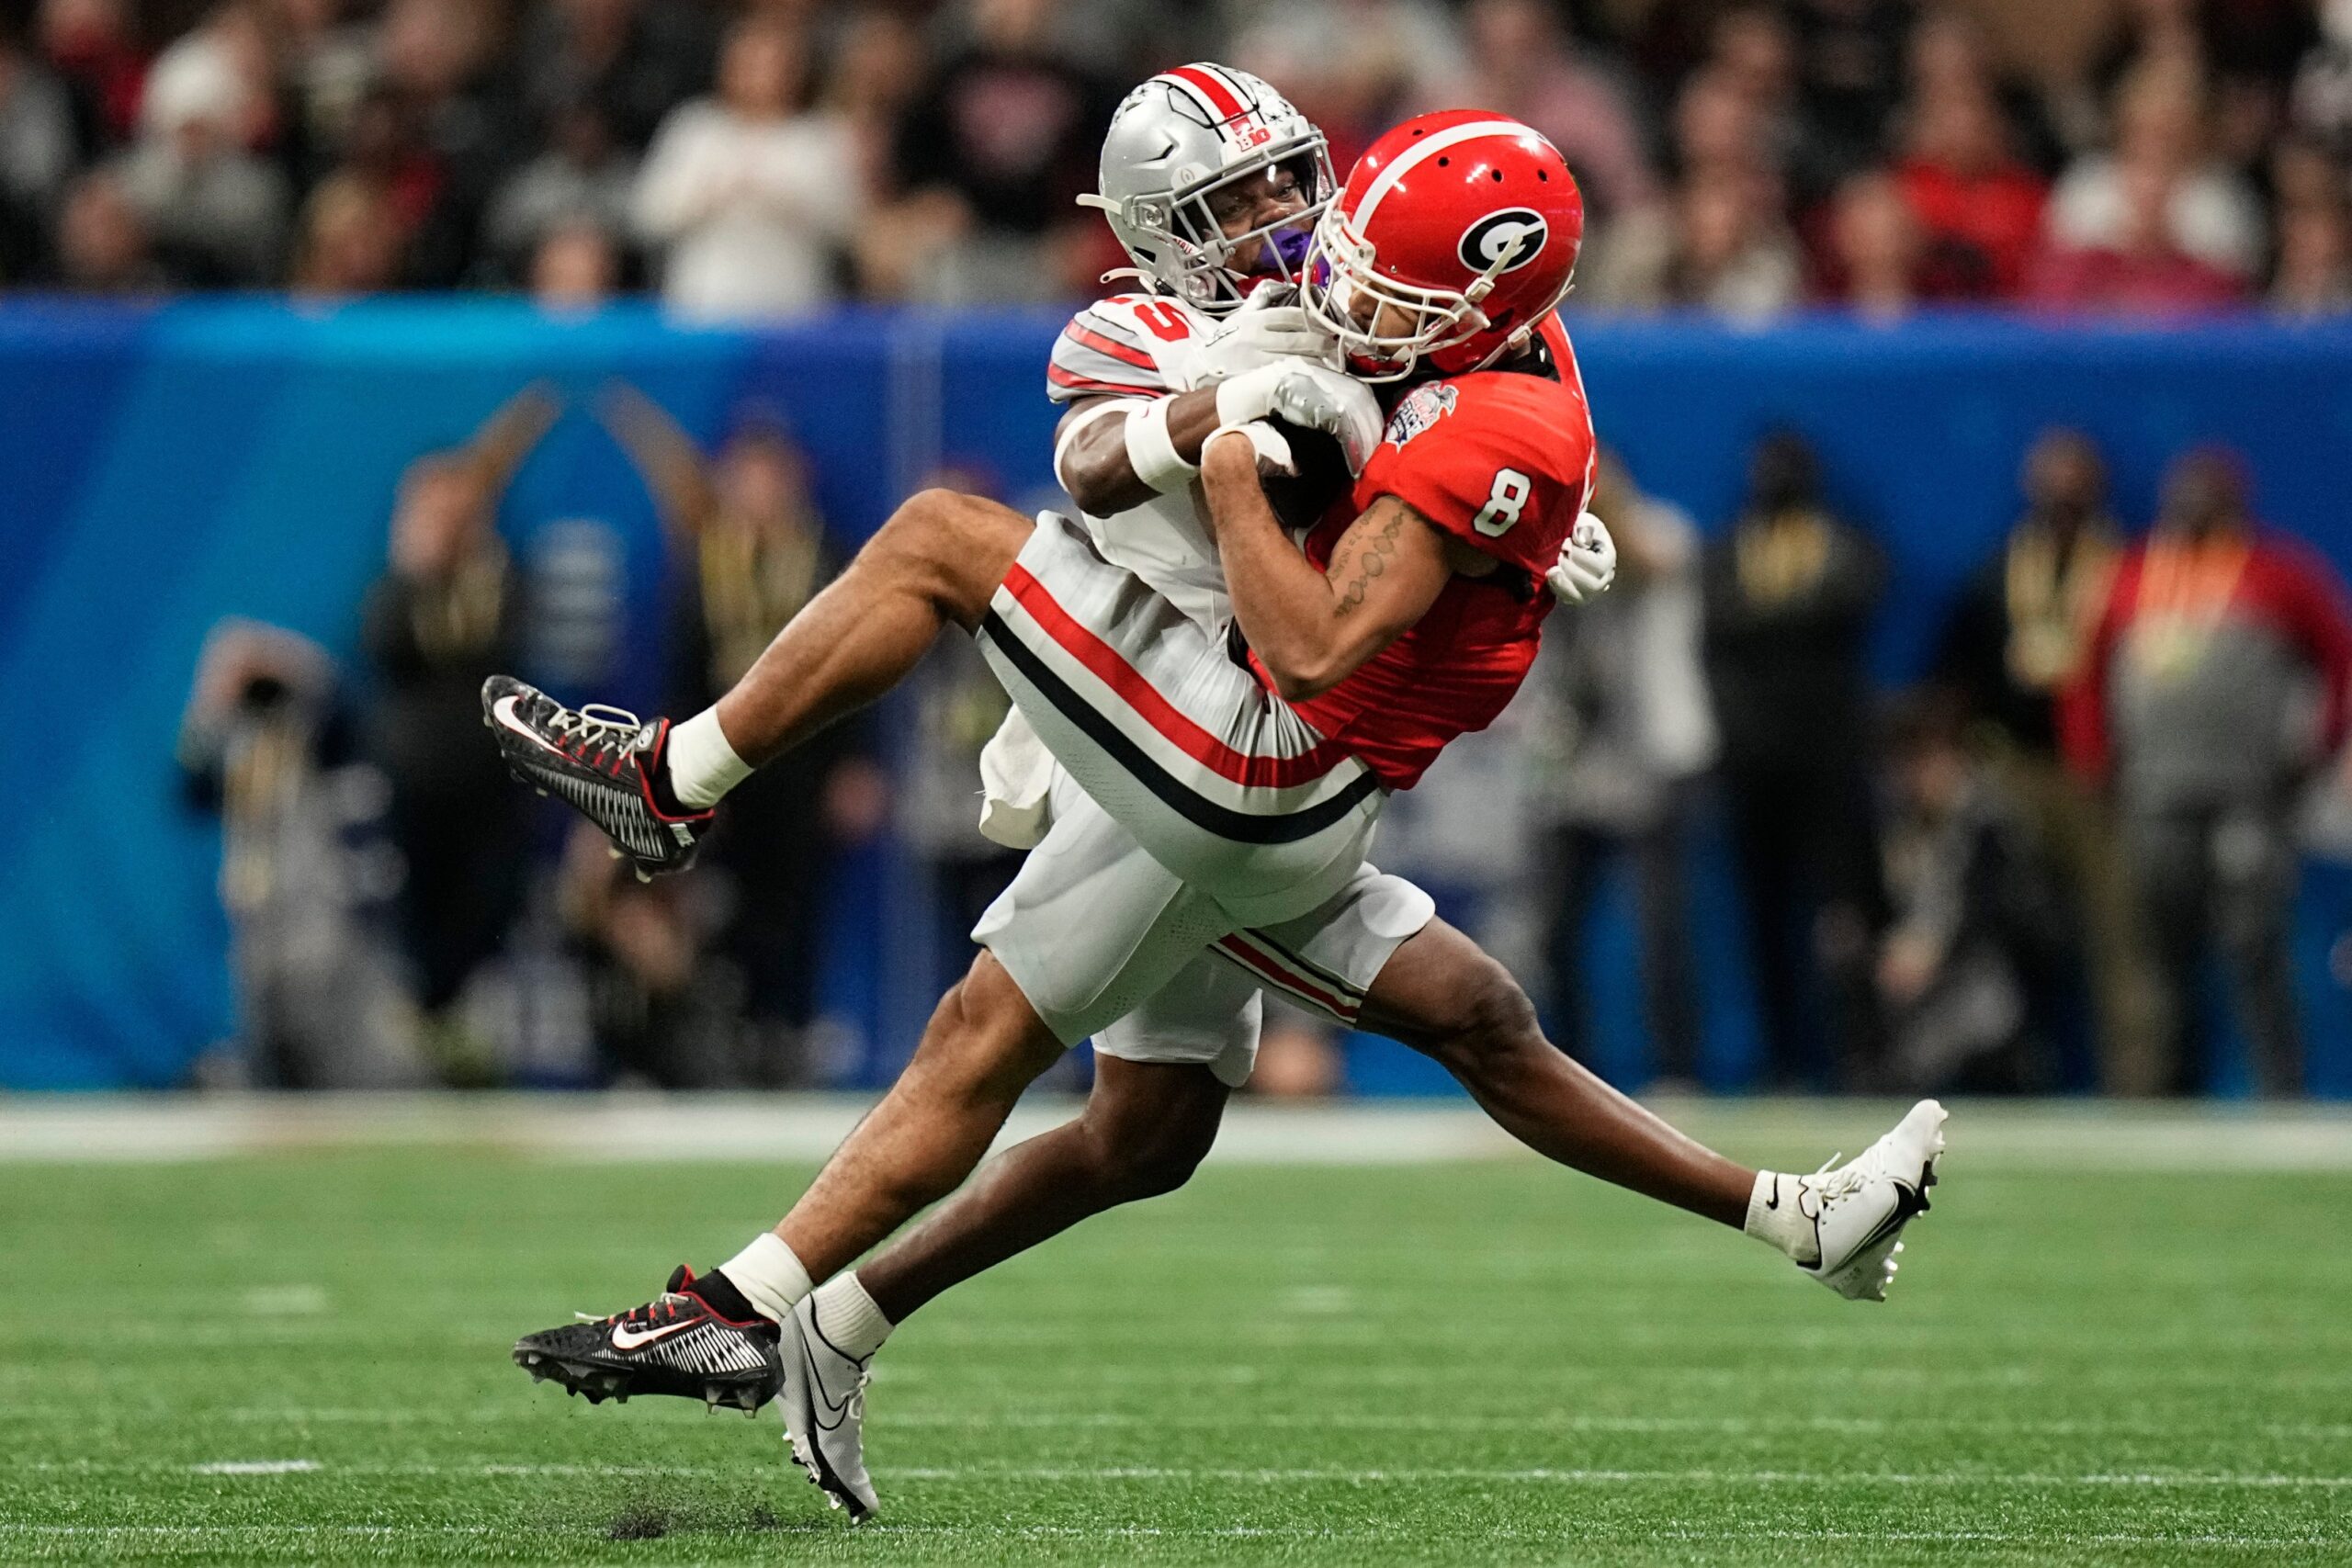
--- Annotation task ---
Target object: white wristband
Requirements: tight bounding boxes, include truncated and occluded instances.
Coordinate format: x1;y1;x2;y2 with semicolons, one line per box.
1124;395;1200;494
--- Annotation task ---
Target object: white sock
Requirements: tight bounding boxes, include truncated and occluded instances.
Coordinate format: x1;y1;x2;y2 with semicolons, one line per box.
717;1232;812;1324
1743;1171;1820;1266
666;708;752;808
808;1272;894;1360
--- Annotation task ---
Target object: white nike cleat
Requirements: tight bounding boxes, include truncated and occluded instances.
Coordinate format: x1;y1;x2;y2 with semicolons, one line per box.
778;1296;878;1523
1792;1099;1948;1302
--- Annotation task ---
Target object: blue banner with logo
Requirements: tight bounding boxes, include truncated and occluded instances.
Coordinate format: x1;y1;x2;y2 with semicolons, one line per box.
3;300;2349;1091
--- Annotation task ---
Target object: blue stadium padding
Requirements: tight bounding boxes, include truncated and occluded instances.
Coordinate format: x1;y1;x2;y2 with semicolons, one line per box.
3;300;2351;1092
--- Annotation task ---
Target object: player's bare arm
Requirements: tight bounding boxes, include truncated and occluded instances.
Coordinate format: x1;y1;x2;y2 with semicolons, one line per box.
1200;435;1458;699
1053;389;1227;517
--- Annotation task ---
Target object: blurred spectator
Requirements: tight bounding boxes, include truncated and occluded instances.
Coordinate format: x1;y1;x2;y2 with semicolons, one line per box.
117;23;289;283
887;0;1117;304
178;618;422;1089
1891;46;2052;299
2271;189;2352;312
1584;65;1799;318
1587;165;1802;319
1416;0;1658;221
1787;0;1913;186
556;821;736;1087
288;167;401;296
519;0;714;153
1706;4;1808;185
270;0;376;180
1702;429;1889;1088
1935;429;2161;1092
1876;691;2068;1093
2047;58;2267;285
52;164;159;288
2030;158;2250;311
634;17;858;321
40;0;148;152
483;96;636;285
602;386;880;1083
2290;0;2352;160
0;21;78;277
2268;130;2346;216
1903;6;2063;176
1527;452;1714;1085
1670;62;1786;197
2064;447;2352;1095
1229;0;1465;173
827;5;926;197
356;0;519;288
1822;167;1920;318
358;385;556;1077
529;215;620;310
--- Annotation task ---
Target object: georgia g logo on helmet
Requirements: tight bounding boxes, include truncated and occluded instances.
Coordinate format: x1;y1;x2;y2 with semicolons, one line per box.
1457;208;1549;276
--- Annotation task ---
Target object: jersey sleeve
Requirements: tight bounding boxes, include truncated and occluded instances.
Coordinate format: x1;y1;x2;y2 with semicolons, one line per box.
1045;295;1200;404
1351;374;1595;576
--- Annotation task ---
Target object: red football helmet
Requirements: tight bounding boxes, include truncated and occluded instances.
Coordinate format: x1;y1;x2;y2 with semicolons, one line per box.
1303;110;1583;381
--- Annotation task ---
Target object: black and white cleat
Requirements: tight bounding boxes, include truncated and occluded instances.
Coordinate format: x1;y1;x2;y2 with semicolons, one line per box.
513;1267;781;1415
481;675;713;879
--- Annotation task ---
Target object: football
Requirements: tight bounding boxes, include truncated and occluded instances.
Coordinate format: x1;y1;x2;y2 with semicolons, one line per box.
1258;415;1357;534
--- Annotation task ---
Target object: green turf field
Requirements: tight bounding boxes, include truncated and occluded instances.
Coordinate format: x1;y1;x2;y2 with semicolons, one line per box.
3;1101;2348;1565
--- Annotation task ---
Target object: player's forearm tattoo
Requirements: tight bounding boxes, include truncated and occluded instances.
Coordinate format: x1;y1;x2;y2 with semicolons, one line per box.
1332;501;1411;616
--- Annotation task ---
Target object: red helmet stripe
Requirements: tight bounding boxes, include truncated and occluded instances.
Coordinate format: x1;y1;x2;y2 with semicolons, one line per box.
1166;64;1247;121
1196;63;1260;113
1350;119;1533;228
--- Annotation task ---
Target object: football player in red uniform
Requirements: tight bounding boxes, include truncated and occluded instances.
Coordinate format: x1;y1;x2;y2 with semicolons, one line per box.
486;107;1945;1520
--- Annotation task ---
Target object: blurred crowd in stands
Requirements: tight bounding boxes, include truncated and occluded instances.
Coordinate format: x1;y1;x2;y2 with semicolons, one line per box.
177;388;2352;1099
4;0;2352;317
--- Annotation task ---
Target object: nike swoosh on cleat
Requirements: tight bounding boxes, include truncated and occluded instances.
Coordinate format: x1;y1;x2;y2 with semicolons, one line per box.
799;1343;858;1424
490;696;573;761
1809;1183;1924;1276
609;1318;701;1351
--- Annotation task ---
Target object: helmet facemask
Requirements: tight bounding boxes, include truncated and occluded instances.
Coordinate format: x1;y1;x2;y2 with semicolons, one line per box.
1301;203;1576;382
1088;136;1335;313
1299;207;1488;382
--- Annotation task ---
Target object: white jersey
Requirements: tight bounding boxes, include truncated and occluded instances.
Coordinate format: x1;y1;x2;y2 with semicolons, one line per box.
1046;291;1230;632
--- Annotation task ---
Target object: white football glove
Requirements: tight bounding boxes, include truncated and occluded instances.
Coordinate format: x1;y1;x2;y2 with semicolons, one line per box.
1216;359;1384;475
1206;420;1296;476
1546;512;1618;605
1195;284;1337;379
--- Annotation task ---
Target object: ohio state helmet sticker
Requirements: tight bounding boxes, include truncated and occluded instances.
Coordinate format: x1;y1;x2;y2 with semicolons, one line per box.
1384;382;1459;446
1457;209;1549;275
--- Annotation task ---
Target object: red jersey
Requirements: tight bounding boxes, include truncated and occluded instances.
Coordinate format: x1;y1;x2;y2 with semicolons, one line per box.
1265;316;1598;789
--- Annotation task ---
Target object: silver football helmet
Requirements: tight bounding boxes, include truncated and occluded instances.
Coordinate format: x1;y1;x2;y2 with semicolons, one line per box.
1079;64;1335;315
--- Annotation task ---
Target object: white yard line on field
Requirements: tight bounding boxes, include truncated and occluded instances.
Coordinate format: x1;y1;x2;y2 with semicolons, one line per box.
8;1406;2352;1443
17;1460;2351;1489
3;1094;2349;1169
0;1523;2333;1550
0;1523;2334;1550
185;1460;320;1475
